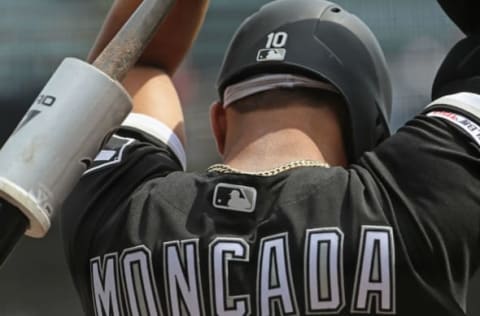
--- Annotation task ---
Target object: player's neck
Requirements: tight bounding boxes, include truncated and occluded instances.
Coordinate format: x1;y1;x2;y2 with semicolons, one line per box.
222;131;327;172
221;108;347;171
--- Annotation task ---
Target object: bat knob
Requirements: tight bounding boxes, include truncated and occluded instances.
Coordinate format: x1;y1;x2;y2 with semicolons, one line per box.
0;200;28;267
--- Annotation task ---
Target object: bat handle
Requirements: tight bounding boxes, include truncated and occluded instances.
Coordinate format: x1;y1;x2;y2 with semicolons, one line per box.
0;201;28;266
93;0;175;81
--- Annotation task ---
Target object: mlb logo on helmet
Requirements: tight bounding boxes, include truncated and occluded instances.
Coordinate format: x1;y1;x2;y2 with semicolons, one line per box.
213;183;257;213
256;31;288;62
257;48;286;62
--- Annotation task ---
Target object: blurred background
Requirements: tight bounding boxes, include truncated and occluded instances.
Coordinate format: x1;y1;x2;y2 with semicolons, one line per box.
0;0;478;315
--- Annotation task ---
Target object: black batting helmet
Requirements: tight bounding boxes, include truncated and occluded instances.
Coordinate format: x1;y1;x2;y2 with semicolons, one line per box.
216;0;392;162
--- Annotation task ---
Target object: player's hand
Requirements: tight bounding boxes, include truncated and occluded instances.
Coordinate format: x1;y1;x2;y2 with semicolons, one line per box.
432;35;480;100
89;0;209;75
438;0;480;35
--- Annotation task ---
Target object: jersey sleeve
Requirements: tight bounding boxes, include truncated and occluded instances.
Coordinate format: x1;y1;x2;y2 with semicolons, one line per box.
357;92;480;306
60;112;186;304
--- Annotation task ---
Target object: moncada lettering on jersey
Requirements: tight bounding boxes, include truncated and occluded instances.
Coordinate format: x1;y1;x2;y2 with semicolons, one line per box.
90;226;395;315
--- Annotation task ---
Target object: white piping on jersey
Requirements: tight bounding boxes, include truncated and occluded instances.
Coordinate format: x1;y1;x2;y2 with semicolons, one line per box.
427;92;480;120
427;111;480;147
122;113;187;170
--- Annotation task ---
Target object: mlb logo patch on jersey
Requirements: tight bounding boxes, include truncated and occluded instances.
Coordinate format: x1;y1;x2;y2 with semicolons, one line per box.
213;183;257;213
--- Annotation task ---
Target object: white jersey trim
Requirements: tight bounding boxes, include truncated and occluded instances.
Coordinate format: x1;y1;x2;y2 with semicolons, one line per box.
426;92;480;120
426;111;480;146
121;113;187;170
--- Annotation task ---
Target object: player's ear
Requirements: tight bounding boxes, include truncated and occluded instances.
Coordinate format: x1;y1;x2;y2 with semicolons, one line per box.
210;101;227;155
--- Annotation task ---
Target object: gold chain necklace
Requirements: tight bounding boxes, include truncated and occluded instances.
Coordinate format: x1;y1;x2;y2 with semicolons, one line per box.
207;160;330;177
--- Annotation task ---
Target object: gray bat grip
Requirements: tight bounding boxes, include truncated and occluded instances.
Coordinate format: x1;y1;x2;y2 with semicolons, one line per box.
0;58;132;237
0;0;176;238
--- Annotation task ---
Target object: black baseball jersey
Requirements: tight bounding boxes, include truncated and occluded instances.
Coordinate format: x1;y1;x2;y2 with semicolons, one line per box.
62;93;480;316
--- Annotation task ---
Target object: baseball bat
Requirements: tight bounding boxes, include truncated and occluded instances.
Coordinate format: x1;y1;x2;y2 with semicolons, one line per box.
0;0;175;266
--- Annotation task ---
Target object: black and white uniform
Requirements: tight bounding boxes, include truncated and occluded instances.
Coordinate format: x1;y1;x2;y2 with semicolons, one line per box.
62;93;480;316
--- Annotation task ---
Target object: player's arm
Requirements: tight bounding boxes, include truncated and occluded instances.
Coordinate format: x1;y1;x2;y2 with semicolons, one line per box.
88;0;209;145
63;0;210;210
354;4;480;302
61;1;208;300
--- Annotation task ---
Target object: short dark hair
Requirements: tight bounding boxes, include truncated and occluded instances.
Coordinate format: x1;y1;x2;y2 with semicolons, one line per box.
229;88;348;155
